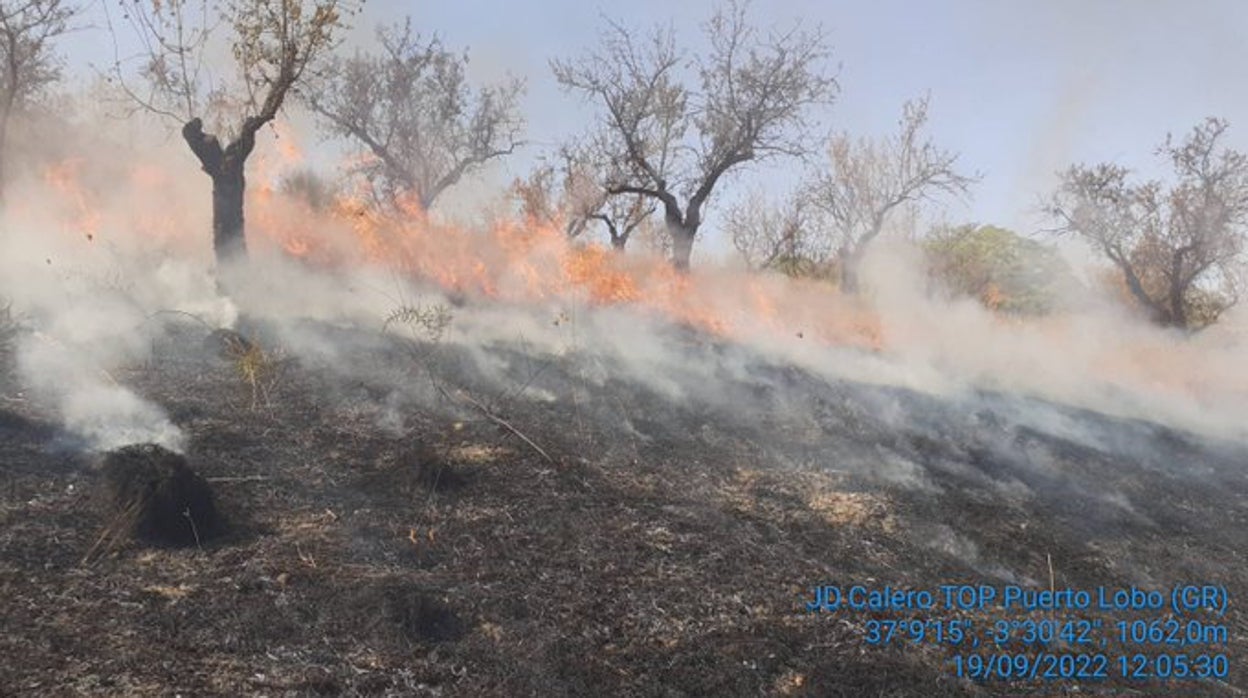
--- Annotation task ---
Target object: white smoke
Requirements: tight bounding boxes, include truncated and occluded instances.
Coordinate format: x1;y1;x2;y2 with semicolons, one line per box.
1;117;1247;461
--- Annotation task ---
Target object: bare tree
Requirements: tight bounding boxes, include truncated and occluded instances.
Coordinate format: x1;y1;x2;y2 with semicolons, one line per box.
552;0;835;270
1047;118;1248;330
727;187;831;277
513;161;570;230
0;0;77;200
513;150;597;235
514;148;654;251
809;96;976;291
111;0;351;266
308;18;524;213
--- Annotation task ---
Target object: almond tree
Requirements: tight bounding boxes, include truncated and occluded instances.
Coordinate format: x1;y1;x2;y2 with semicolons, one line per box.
552;0;835;270
112;0;351;266
727;187;828;277
514;148;654;251
308;18;523;213
1047;118;1248;329
0;0;78;200
585;193;655;251
809;96;976;292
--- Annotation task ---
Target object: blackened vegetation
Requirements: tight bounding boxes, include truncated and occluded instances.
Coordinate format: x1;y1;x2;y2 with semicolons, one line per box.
394;443;469;494
97;443;222;549
383;586;466;644
201;326;256;360
349;443;472;512
1;315;1247;695
182;117;258;265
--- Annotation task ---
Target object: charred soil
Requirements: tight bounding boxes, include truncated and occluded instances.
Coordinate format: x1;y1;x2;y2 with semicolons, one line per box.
0;316;1246;696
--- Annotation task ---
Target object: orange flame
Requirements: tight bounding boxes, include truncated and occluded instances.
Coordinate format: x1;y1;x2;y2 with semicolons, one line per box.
42;159;102;242
244;176;882;350
12;142;1248;441
28;148;882;353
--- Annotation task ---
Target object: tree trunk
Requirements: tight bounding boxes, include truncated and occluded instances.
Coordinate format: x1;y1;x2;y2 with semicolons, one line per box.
1110;255;1173;328
0;145;7;209
610;234;627;252
183;118;259;270
211;165;247;265
670;224;696;271
839;245;862;294
0;112;10;208
1167;282;1188;330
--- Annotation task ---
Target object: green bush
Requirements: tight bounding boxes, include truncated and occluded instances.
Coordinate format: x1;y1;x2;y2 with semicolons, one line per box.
924;224;1074;315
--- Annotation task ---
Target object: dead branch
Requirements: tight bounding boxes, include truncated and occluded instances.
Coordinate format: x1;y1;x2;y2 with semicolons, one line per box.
436;383;554;464
205;475;270;484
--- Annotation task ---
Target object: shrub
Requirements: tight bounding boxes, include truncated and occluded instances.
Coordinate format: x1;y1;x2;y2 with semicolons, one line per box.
924;224;1074;315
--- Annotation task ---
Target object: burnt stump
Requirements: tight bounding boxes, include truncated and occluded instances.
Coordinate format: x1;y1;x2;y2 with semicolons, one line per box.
99;443;222;547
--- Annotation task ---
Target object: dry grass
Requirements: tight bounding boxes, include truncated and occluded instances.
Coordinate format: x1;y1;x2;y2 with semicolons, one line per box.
720;466;894;532
383;302;454;343
2;319;1246;696
221;336;287;409
446;444;512;463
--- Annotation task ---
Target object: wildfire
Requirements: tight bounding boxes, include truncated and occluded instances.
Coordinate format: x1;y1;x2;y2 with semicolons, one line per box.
273;185;881;349
42;158;102;242
14;144;1248;443
30;149;883;353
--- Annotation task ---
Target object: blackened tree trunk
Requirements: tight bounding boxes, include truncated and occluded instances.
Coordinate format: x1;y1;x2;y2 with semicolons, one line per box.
838;216;888;294
603;216;629;253
182;117;261;267
1167;259;1189;329
612;175;716;272
1106;248;1178;328
670;224;696;271
211;165;247;262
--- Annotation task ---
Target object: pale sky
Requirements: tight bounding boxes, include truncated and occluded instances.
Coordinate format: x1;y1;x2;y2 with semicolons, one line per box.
59;0;1248;244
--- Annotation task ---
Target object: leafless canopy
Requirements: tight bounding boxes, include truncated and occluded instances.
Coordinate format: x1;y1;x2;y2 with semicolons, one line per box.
111;0;352;264
584;191;656;251
515;145;655;250
1047;117;1248;329
514;150;600;233
0;0;78;190
809;95;976;290
552;0;835;269
0;0;72;107
112;0;348;137
308;18;524;213
727;187;830;276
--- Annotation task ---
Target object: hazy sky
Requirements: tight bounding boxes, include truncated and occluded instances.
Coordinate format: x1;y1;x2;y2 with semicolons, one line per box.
62;0;1248;239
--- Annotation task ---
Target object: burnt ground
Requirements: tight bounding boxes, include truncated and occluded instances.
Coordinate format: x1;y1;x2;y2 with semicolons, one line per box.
1;312;1247;697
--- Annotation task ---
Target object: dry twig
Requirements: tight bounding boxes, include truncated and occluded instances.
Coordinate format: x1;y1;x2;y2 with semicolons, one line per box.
436;384;554;464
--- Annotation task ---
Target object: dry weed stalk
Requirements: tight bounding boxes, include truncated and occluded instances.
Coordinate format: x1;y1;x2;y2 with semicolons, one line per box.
81;499;144;565
220;336;286;409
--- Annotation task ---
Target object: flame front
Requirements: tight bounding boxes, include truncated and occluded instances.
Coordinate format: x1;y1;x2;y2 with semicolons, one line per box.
247;175;883;350
23;146;884;352
7;126;1247;444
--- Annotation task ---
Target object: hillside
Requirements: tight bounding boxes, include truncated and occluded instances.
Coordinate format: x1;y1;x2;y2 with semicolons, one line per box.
1;307;1245;696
